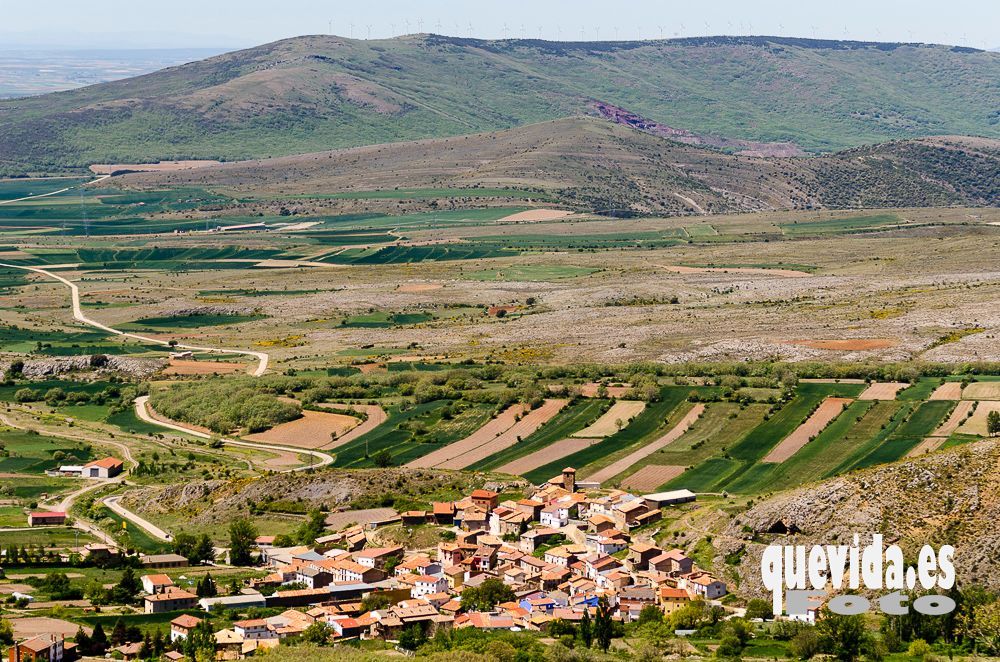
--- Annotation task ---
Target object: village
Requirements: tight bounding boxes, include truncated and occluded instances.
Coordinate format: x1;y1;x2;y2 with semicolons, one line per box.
5;467;736;661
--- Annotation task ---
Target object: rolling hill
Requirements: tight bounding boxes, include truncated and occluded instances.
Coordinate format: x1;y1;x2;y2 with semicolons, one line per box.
1;34;998;174
118;116;1000;215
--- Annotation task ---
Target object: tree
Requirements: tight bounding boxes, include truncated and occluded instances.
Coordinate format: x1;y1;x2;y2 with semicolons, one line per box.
817;608;866;661
908;639;932;661
114;566;140;603
460;578;515;611
90;622;108;655
637;604;663;625
594;595;614;652
194;534;215;565
361;592;392;612
399;624;427;651
790;627;821;660
0;618;13;645
110;619;129;646
196;574;217;598
746;598;774;620
579;607;593;648
301;622;330;645
372;449;393;468
229;518;258;566
988;410;1000;437
71;626;90;654
296;509;328;544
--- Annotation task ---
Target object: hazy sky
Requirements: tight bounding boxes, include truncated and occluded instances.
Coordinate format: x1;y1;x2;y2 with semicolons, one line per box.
1;0;997;50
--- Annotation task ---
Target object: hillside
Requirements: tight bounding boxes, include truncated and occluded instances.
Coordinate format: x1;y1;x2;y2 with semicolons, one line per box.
118;117;1000;215
1;34;998;173
722;437;1000;597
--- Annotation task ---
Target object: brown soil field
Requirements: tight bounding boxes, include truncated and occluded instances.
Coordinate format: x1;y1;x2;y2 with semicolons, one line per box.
10;617;88;638
356;363;386;374
325;507;397;530
572;401;646;437
418;399;570;470
620;465;686;492
858;382;909;400
0;583;34;595
89;160;220;174
907;437;947;457
396;282;443;293
585;404;705;484
496;438;601;476
792;339;898;351
763;397;854;463
317;403;388;449
658;264;811;277
162;358;246;375
578;383;632;398
929;382;964;400
498;209;573;222
957;401;1000;435
963;382;1000;401
243;409;361;449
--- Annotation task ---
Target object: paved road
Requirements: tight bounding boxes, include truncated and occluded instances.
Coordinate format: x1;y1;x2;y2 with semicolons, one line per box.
0;262;269;376
134;396;334;472
0;174;110;206
103;495;172;542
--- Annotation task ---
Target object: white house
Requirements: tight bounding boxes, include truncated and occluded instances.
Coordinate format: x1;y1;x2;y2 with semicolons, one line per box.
141;573;174;595
411;575;448;598
233;619;278;641
170;615;203;642
540;505;569;528
680;572;728;600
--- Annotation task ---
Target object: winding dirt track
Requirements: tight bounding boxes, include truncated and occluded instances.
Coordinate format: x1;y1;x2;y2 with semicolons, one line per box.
134;396;333;471
0;262;269;376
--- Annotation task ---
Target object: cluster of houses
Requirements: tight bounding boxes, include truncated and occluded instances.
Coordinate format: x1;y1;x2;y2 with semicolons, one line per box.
8;468;729;660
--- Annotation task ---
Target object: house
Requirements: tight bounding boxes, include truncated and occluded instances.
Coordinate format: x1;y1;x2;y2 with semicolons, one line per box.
395;555;441;577
140;553;188;568
515;499;544;520
649;549;693;576
170;614;203;642
458;506;487;532
27;511;66;527
8;635;65;661
401;510;428;525
233;619;278;641
540;504;569;528
112;642;144;661
213;629;244;658
144;588;198;614
659;587;692;616
627;543;661;570
432;502;455;524
613;500;649;528
354;546;403;570
294;567;333;589
141;573;174;595
411;575;448;598
444;565;466;590
255;536;276;549
681;571;727;599
470;489;499;512
83;457;124;478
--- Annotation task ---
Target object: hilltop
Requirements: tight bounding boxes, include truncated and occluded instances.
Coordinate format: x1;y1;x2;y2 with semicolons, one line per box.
723;437;1000;597
119;116;1000;215
1;34;998;173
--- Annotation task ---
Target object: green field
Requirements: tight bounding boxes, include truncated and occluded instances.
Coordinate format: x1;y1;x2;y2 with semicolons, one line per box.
0;429;96;475
120;312;264;331
464;265;600;281
332;400;496;468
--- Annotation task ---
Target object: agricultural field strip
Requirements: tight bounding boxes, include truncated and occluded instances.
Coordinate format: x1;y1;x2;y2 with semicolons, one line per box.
858;382;909;401
762;397;854;463
571;400;646;437
495;438;600;476
405;403;531;468
134;396;332;471
0;262;269;376
0;175;109;205
621;465;686;492
956;401;1000;436
426;399;570;470
586;404;706;484
316;404;388;450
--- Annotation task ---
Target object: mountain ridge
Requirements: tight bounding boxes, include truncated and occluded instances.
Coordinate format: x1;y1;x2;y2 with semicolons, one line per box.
1;33;998;174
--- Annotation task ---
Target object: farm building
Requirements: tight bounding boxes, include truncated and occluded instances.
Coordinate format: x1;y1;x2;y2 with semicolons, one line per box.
642;489;697;509
144;588;198;614
27;511;66;526
140;553;189;568
83;457;124;478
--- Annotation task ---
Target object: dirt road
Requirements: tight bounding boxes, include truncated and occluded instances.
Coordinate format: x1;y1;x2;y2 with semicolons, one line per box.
0;262;269;376
103;495;172;542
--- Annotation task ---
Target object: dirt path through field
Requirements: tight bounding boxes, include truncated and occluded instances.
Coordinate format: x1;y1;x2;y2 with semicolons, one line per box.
415;399;570;470
585;404;705;484
763;397;853;463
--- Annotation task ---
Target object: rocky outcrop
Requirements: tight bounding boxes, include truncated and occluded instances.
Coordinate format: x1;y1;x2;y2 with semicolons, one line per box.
1;355;167;379
722;438;1000;597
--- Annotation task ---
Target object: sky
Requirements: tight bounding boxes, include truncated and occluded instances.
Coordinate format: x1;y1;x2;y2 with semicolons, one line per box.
1;0;997;51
